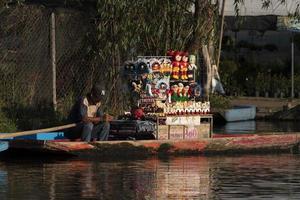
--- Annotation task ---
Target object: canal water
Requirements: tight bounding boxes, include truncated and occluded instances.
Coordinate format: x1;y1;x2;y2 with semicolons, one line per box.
1;154;300;199
214;120;300;134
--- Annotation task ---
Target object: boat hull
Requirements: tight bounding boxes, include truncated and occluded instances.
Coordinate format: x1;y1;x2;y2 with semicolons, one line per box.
4;133;300;157
224;105;256;122
0;142;8;152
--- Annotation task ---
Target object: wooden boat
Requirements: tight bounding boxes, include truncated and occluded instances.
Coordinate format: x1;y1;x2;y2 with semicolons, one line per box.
3;132;300;157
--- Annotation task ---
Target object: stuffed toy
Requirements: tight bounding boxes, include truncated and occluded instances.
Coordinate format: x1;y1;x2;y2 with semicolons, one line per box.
188;55;197;82
131;80;142;93
150;59;161;73
145;83;153;97
171;51;181;80
137;61;149;75
131;107;145;120
167;50;175;57
182;85;190;101
177;82;184;99
180;52;189;80
154;81;168;100
123;62;137;80
170;84;179;102
160;58;172;77
152;62;161;73
193;84;202;102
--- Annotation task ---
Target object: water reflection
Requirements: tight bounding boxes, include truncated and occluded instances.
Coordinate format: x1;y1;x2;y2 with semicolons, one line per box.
1;155;300;199
214;120;300;134
209;154;300;200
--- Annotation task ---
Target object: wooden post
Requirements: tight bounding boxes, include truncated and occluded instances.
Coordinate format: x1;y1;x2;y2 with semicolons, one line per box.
50;12;57;111
202;45;212;100
216;0;226;69
291;33;295;99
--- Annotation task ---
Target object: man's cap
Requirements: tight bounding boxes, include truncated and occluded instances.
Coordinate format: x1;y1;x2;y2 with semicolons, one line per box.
91;84;106;99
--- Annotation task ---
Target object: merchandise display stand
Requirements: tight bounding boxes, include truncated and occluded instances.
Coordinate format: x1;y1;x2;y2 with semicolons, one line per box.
156;114;213;140
123;50;213;141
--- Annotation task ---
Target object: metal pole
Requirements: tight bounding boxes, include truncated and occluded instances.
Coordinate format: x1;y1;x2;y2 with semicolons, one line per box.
291;33;294;99
50;12;57;111
216;0;226;69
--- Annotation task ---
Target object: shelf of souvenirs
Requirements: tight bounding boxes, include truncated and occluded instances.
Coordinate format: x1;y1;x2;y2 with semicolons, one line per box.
169;79;190;83
145;111;212;117
145;109;212;117
163;101;210;114
141;100;210;115
144;111;212;125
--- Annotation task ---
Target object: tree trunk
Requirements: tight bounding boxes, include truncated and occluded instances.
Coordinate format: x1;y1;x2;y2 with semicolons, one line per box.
187;0;215;54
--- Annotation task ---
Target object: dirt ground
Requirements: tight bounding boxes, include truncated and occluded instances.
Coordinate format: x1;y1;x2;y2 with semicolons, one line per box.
229;97;300;118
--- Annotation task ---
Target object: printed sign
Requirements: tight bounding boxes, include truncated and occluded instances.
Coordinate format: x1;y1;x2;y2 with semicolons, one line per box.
197;123;210;138
158;125;169;140
169;126;184;140
185;126;199;139
166;116;201;126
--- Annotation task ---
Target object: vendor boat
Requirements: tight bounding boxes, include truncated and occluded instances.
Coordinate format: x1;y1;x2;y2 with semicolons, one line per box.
2;132;300;158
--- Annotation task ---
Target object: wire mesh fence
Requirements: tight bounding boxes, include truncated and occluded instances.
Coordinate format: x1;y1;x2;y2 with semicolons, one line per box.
0;4;105;130
0;5;52;106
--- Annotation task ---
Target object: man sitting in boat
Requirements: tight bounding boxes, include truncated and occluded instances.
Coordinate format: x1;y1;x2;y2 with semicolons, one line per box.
68;84;113;142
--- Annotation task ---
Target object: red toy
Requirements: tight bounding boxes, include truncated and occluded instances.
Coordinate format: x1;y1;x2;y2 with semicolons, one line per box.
171;51;182;80
131;108;145;120
180;52;189;80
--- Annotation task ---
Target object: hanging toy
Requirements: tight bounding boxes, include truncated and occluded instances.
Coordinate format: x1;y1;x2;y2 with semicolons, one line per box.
170;84;179;102
123;61;137;80
160;58;172;77
146;83;153;97
182;85;190;101
171;51;181;80
177;82;184;101
150;59;162;80
180;52;189;80
188;55;198;82
137;61;149;75
131;80;142;93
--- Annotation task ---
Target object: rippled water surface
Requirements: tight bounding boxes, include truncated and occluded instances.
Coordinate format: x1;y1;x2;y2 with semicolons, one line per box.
1;154;300;199
214;120;300;134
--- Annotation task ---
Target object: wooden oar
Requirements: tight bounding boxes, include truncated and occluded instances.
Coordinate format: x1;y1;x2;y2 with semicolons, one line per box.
0;123;77;140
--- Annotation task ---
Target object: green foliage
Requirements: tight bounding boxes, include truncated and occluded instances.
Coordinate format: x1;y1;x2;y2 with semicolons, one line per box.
0;112;17;133
264;44;278;52
0;102;17;132
294;74;300;93
219;59;239;95
236;40;278;52
210;94;231;109
255;72;269;93
294;34;300;51
273;74;289;94
2;102;66;131
233;0;299;16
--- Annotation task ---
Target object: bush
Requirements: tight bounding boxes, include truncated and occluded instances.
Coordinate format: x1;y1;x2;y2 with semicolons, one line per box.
0;111;17;133
210;94;231;110
0;101;17;132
